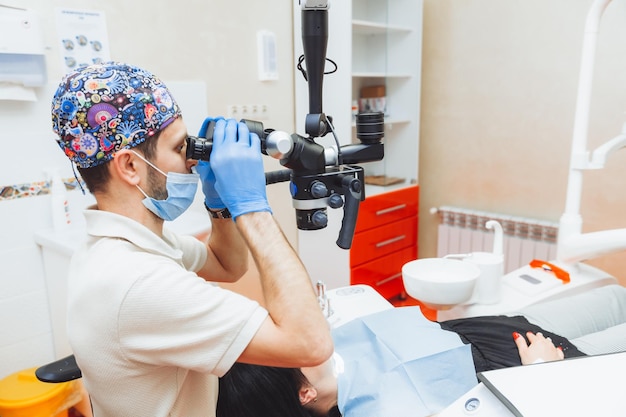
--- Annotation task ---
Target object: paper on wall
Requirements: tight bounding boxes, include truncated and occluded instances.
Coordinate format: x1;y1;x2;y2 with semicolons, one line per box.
55;8;111;73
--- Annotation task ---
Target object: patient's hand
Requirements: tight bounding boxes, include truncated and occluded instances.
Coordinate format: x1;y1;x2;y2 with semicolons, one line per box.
513;331;565;365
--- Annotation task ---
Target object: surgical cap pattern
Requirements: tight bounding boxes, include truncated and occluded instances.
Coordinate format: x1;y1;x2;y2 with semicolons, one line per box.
51;62;181;168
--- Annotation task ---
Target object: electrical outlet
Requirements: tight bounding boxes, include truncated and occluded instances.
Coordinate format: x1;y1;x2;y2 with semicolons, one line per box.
227;105;239;119
227;104;269;120
260;104;269;120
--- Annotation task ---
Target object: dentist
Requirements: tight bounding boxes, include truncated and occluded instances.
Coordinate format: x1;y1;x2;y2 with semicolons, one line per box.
50;62;333;417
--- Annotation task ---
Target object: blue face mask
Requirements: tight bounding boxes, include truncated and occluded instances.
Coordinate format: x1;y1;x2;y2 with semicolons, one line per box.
132;151;199;221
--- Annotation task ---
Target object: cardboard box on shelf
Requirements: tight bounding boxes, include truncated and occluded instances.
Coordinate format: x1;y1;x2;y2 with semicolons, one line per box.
359;85;386;113
360;85;386;98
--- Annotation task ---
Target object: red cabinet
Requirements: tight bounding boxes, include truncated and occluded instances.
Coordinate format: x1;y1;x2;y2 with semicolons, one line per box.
350;185;419;300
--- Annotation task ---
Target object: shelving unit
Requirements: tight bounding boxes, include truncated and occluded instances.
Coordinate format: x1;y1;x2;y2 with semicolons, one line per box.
292;0;422;291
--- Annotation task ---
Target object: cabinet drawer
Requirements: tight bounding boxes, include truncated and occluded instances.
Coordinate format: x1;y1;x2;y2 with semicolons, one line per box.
350;216;417;267
350;246;417;300
356;185;419;232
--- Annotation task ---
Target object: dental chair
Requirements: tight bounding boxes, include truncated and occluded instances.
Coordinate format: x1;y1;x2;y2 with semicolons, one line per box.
35;354;81;383
35;353;92;417
36;282;626;417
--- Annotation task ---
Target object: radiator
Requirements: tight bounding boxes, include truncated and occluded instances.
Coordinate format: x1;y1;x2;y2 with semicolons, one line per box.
433;206;559;273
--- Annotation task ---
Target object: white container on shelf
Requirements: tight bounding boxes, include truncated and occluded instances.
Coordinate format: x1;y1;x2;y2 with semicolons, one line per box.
49;170;71;231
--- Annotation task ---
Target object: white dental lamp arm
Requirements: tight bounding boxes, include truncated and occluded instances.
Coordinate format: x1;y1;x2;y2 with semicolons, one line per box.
559;228;626;264
556;0;626;263
559;0;611;236
589;123;626;168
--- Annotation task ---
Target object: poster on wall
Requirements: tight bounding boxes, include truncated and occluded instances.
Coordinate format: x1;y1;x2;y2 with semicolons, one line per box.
55;9;111;74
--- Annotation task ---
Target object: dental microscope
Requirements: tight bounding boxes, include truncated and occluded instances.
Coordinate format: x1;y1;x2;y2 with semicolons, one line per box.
186;0;386;250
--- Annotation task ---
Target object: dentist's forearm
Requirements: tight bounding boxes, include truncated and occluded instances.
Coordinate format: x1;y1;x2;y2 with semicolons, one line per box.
198;217;249;282
236;211;333;364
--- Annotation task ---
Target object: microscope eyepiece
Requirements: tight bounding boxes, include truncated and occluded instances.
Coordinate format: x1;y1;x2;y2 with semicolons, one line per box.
185;119;269;162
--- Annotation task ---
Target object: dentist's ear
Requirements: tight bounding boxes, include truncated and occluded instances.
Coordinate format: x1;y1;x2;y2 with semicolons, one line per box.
110;149;142;186
298;386;318;406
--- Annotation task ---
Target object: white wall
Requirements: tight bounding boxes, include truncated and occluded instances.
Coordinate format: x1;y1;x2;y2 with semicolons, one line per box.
0;0;297;378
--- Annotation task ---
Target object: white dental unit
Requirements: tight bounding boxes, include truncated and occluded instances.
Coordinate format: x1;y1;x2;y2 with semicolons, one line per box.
327;0;626;414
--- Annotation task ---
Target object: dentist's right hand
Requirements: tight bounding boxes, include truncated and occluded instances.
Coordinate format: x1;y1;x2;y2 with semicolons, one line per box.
210;118;272;220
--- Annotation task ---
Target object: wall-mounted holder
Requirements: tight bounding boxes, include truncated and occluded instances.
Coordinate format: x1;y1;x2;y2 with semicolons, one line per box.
0;5;47;101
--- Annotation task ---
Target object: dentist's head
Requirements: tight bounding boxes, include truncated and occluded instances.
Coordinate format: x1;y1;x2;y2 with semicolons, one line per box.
50;62;199;226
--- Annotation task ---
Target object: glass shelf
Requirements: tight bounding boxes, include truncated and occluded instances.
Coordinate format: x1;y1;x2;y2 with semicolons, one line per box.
352;72;413;78
352;20;413;35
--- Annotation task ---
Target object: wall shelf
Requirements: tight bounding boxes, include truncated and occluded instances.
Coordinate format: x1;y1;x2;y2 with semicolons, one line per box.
352;72;413;78
293;0;423;289
352;20;413;35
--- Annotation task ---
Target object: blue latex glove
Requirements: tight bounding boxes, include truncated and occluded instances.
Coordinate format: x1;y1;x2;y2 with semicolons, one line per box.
210;119;271;219
196;117;225;209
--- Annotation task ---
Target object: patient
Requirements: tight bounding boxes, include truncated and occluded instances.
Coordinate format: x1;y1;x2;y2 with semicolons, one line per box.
217;285;626;417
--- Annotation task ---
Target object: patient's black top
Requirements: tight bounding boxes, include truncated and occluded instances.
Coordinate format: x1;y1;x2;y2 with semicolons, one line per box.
439;315;586;373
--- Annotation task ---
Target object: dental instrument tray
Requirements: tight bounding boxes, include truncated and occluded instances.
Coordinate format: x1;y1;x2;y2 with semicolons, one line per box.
477;351;626;416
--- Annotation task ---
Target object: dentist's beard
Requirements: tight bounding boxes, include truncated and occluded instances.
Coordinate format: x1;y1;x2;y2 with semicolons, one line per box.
147;167;168;200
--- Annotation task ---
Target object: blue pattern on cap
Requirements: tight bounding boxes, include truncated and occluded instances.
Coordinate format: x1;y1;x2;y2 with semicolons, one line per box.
51;62;181;168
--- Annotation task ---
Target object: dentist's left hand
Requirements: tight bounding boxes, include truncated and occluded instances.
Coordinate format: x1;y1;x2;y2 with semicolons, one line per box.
210;118;271;220
197;161;225;209
196;117;225;210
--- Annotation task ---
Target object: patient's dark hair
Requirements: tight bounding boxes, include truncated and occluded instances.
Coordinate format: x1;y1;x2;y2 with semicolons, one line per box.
217;363;318;417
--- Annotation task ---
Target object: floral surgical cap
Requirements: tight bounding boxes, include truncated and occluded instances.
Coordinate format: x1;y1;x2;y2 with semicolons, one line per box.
51;62;181;168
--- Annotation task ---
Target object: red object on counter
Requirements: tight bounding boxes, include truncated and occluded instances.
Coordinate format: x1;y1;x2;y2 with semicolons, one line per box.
529;259;571;283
